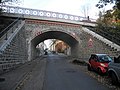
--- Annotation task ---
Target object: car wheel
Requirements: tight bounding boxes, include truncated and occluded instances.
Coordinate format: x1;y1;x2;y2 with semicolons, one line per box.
111;72;118;85
87;64;92;71
98;68;102;75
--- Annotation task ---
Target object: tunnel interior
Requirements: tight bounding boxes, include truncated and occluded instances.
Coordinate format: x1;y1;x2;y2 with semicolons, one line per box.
32;31;78;47
30;31;79;59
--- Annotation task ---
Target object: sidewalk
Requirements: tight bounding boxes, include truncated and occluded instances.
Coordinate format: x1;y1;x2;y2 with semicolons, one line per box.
0;56;47;90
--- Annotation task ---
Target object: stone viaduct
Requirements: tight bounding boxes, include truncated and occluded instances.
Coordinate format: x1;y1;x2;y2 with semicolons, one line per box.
0;6;120;73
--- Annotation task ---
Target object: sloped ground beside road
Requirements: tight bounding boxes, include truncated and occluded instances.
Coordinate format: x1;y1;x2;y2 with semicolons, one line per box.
0;56;47;90
21;57;47;90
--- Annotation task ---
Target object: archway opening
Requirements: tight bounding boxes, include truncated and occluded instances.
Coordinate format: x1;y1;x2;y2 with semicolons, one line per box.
30;31;79;60
36;39;71;56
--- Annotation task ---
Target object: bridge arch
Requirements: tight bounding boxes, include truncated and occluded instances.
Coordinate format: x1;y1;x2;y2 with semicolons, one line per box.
30;30;80;60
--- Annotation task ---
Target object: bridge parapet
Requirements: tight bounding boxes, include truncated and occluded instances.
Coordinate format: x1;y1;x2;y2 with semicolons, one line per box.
1;5;96;27
2;5;86;20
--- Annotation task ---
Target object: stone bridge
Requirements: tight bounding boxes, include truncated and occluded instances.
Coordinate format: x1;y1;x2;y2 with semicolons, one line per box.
24;19;119;60
25;20;81;60
0;5;120;73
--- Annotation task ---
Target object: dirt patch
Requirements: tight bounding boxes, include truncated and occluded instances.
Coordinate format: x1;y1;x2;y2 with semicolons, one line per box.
72;59;87;66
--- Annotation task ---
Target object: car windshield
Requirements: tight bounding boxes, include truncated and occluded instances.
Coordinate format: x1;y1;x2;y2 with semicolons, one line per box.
98;55;113;62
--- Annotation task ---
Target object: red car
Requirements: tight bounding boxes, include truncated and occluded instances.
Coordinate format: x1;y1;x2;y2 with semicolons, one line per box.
87;54;113;74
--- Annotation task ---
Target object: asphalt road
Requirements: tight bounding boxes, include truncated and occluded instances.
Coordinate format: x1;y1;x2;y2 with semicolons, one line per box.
0;54;112;90
43;54;112;90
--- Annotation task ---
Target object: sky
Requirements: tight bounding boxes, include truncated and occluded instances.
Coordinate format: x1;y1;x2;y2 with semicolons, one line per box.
21;0;114;19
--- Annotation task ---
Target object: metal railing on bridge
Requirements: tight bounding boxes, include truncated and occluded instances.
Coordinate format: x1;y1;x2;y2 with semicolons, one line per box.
1;5;96;26
0;20;26;74
0;17;21;39
87;27;120;47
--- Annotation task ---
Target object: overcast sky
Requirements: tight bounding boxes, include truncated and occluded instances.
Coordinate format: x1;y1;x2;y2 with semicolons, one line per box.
18;0;113;19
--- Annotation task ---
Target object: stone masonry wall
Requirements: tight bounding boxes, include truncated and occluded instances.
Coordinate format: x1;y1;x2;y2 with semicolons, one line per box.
77;29;120;60
0;26;28;74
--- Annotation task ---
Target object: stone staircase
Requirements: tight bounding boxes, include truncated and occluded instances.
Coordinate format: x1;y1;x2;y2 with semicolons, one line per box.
82;27;120;58
0;19;28;74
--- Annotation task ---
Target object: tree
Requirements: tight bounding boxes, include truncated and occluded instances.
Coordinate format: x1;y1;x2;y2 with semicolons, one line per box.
103;10;113;25
96;9;113;28
96;0;120;20
96;0;120;10
80;5;90;18
112;6;120;20
95;0;120;45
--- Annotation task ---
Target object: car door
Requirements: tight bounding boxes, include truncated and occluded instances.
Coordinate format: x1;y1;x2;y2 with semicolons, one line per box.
90;55;99;69
93;55;100;69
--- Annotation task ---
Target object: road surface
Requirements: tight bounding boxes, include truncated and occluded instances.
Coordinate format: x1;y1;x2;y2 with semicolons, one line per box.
43;54;111;90
0;54;112;90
